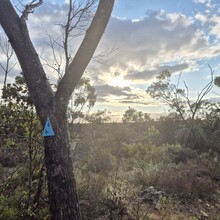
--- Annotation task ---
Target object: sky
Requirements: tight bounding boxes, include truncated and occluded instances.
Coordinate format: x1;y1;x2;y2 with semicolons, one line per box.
0;0;220;120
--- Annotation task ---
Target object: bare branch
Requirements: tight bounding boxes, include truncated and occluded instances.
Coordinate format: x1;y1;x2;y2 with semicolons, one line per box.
62;0;97;72
182;80;194;116
92;47;118;64
191;65;214;119
41;35;64;80
55;0;115;108
21;0;43;20
0;36;17;86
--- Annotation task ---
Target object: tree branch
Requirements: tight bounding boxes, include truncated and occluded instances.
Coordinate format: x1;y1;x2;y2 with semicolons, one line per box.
21;0;43;20
62;0;97;76
0;0;53;123
0;36;17;86
55;0;115;108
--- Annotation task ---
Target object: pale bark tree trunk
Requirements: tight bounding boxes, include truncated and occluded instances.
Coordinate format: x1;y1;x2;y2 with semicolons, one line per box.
0;0;115;219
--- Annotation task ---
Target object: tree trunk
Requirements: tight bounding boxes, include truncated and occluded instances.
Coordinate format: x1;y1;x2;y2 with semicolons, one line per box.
44;111;81;219
0;1;115;219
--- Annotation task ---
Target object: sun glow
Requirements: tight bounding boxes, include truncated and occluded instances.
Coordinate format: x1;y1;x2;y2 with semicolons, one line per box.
109;76;130;87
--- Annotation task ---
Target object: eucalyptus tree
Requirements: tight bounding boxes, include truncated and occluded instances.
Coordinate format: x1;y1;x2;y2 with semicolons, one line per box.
122;107;151;123
147;69;213;150
0;0;115;219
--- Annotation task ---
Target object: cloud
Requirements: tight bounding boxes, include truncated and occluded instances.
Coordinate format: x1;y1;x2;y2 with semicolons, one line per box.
207;97;220;103
209;15;220;39
95;83;154;107
125;63;189;81
1;1;220;115
195;12;208;25
103;11;207;56
97;10;218;85
96;84;132;97
93;8;220;108
1;3;218;85
194;0;206;3
119;100;153;105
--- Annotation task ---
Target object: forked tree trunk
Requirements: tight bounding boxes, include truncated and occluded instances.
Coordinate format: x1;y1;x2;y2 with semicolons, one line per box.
0;0;115;219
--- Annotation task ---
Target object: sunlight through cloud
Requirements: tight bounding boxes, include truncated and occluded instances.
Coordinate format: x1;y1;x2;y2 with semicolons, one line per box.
109;76;130;87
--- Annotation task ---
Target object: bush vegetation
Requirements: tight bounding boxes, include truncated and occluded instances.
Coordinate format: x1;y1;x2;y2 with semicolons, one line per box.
1;74;220;219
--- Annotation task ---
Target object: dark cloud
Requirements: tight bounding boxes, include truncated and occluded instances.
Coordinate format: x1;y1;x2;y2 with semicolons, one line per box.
96;84;132;97
96;97;108;102
213;49;220;55
124;63;189;81
95;84;150;106
120;100;153;105
121;94;140;99
208;97;220;103
122;86;132;92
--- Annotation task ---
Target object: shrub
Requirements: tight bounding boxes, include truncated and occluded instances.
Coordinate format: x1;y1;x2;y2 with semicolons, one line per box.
0;195;20;220
87;150;115;174
131;158;218;204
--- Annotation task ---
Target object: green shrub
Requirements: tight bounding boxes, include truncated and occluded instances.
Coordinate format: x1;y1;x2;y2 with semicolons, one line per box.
87;150;115;174
0;195;20;220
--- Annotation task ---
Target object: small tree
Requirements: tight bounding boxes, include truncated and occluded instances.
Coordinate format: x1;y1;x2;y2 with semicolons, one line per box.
147;69;213;150
122;107;151;123
86;109;111;124
0;76;46;218
147;70;213;121
68;77;96;124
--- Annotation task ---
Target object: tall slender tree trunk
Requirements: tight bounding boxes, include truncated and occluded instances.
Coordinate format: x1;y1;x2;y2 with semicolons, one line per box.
44;110;81;219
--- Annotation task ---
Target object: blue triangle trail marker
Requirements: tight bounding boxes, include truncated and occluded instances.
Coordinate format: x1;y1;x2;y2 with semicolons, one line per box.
42;117;55;137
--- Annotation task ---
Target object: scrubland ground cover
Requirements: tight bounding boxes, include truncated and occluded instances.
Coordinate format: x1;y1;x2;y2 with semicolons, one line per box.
1;75;220;219
1;116;220;219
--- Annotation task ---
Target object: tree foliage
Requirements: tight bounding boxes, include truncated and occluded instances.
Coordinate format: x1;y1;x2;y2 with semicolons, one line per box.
0;76;48;219
146;70;213;121
68;77;96;124
86;109;111;124
147;69;214;150
122;107;151;123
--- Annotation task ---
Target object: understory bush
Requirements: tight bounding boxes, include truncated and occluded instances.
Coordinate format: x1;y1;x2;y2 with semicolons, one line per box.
0;195;20;220
129;147;220;204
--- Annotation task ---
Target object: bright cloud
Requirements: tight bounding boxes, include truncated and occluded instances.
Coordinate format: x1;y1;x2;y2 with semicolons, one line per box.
194;0;206;3
195;12;208;25
209;15;220;39
97;10;218;86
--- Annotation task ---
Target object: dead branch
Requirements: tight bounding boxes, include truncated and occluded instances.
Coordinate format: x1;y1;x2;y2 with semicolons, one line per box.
21;0;43;20
62;0;97;72
182;65;214;120
0;36;17;86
